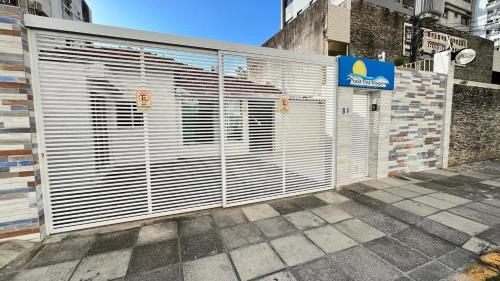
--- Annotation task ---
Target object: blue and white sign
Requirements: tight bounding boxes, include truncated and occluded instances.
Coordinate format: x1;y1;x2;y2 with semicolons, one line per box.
338;56;395;90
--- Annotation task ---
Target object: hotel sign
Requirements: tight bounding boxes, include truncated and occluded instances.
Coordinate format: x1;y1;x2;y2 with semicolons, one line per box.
403;23;468;57
338;56;395;90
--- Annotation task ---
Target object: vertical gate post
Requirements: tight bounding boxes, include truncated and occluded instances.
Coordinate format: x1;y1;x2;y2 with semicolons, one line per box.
140;48;153;213
218;51;227;207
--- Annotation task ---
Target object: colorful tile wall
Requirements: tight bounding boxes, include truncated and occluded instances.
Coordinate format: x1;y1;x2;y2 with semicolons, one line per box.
388;69;447;176
0;4;41;241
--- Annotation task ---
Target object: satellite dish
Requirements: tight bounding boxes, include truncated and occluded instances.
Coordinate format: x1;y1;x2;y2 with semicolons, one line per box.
454;49;476;65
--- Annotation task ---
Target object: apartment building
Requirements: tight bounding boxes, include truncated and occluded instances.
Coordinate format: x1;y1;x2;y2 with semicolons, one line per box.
283;0;474;31
485;0;500;44
1;0;91;22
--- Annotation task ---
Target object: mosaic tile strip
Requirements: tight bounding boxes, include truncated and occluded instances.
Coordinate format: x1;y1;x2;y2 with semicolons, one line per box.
388;69;447;176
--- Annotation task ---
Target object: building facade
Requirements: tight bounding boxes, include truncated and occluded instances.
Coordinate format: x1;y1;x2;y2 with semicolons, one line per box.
486;0;500;50
267;0;494;84
283;0;474;32
0;0;91;22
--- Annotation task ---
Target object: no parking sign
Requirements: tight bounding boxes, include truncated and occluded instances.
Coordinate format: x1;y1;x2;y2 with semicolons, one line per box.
136;90;152;112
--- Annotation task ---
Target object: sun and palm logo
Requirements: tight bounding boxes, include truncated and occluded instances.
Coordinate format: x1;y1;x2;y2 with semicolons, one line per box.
347;60;389;88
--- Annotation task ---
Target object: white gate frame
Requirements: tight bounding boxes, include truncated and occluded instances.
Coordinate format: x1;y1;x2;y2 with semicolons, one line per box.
25;15;338;234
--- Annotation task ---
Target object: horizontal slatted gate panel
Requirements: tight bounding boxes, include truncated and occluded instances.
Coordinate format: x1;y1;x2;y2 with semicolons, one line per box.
35;32;222;231
222;54;335;205
351;94;369;178
283;63;335;194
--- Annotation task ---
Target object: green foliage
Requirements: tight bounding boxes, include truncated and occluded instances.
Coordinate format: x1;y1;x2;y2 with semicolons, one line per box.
393;56;407;66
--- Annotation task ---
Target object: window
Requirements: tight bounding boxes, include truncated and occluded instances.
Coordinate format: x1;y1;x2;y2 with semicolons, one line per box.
182;98;216;144
461;17;470;26
116;101;143;127
443;9;448;18
285;0;294;7
225;100;243;141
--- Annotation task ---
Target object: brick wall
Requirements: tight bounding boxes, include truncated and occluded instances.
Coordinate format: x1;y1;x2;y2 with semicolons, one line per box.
449;84;500;166
349;0;407;62
388;69;447;176
0;4;41;241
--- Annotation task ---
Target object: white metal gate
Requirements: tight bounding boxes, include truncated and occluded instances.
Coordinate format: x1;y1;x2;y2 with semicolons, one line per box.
28;21;336;233
351;93;369;178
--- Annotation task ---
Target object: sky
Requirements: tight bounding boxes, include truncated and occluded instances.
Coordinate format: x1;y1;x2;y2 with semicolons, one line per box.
85;0;281;46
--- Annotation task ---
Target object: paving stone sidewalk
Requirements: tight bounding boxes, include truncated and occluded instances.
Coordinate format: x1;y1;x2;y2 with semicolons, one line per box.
1;168;500;281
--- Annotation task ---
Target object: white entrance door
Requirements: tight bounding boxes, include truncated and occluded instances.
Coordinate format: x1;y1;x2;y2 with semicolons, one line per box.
351;93;370;178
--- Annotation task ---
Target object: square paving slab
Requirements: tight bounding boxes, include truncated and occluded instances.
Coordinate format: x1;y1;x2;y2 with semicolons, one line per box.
255;216;296;238
26;236;94;269
212;209;247;228
359;180;392;189
304;225;358;254
284;210;326;230
242;204;280;222
365;190;405;203
270;234;324;266
219;223;264;249
337;201;374;217
314;191;351;204
292;256;351;281
136;221;177;246
393;227;456;259
329;245;402;281
378;177;411;187
8;261;78;281
384;187;421;198
438;248;478;270
448;206;500;226
311;205;353;223
428;192;472;205
359;212;409;234
70;249;132;281
408;261;454;281
416;218;471;246
183;253;238;281
392;199;440;217
399;184;436;194
127;239;179;274
125;264;182;281
476;227;500;245
427;211;489;236
365;237;430;272
87;229;138;256
465;202;500;218
412;195;458;210
180;229;225;262
334;219;385;243
230;242;285;281
294;196;328;209
179;215;215;237
269;200;304;215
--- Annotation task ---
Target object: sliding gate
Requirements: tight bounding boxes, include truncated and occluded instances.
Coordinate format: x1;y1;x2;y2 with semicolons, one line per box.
29;23;336;233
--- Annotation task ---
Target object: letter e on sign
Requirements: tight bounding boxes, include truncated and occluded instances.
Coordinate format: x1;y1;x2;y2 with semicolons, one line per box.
136;90;152;112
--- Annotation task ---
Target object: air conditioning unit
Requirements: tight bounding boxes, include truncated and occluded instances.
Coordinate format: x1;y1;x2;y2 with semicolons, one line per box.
415;0;444;22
